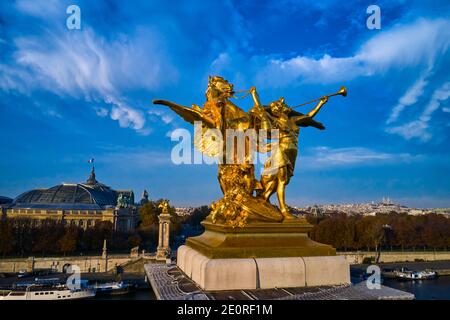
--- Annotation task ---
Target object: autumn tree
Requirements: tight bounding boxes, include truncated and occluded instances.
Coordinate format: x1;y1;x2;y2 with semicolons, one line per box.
0;219;13;257
32;219;64;256
127;234;142;248
139;202;159;227
183;206;210;229
58;226;78;256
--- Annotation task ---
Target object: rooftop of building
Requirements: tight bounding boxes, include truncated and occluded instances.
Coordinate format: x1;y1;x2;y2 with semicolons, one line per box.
0;196;13;205
11;168;133;210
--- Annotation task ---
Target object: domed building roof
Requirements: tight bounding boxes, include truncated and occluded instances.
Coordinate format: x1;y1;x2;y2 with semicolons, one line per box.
13;168;120;210
0;196;13;205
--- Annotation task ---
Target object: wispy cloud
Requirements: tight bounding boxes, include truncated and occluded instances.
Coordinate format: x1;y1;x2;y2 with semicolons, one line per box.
14;0;63;19
254;18;450;86
148;110;174;124
302;146;420;169
386;82;450;141
0;10;178;134
386;74;429;124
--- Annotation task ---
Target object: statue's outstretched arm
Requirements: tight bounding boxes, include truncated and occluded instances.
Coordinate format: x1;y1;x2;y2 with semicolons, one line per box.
247;86;273;131
250;86;262;107
291;113;325;130
290;96;328;129
306;96;328;118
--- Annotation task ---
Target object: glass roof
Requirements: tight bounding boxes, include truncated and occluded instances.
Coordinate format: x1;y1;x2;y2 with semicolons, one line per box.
12;168;134;209
14;183;118;208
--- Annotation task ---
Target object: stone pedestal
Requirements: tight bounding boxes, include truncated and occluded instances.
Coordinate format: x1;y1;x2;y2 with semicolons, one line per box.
177;219;350;291
156;213;171;261
177;245;350;291
186;219;335;258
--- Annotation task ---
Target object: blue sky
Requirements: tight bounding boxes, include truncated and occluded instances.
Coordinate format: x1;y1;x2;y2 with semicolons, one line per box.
0;0;449;208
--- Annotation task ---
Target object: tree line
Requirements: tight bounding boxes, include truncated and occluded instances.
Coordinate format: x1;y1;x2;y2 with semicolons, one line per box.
0;218;144;258
0;199;210;258
3;202;448;258
307;212;450;252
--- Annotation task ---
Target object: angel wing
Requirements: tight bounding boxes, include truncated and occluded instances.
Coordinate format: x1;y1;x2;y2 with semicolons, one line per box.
152;99;216;128
153;99;222;157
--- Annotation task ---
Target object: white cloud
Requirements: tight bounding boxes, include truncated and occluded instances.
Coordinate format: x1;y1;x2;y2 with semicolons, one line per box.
0;64;34;93
109;98;145;131
210;52;232;74
421;82;450;121
387;75;429;124
13;28;178;93
386;120;431;142
148;110;174;124
386;82;450;141
15;0;63;19
1;26;178;133
302;146;419;168
255;18;450;87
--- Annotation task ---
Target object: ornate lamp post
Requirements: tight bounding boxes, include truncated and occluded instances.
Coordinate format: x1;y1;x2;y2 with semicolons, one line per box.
156;201;172;261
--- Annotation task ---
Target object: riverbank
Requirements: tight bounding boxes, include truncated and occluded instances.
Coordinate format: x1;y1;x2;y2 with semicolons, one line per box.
0;254;157;273
351;260;450;275
339;251;450;264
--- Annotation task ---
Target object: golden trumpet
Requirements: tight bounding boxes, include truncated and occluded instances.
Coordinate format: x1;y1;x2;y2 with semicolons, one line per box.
292;86;347;109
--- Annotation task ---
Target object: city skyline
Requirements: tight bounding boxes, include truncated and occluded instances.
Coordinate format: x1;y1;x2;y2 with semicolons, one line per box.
1;0;450;208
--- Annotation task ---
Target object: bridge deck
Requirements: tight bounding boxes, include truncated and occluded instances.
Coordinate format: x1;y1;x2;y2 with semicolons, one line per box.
144;263;414;300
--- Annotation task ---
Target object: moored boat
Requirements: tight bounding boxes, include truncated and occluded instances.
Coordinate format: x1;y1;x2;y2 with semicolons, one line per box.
395;268;437;281
0;284;96;300
91;281;132;296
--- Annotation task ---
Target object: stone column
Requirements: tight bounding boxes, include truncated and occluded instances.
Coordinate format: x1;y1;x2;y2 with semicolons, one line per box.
102;239;108;272
27;256;35;273
158;222;163;248
156;213;171;261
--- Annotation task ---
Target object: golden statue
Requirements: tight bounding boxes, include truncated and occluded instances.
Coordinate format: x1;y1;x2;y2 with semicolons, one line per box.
153;76;346;227
158;200;170;215
253;95;329;220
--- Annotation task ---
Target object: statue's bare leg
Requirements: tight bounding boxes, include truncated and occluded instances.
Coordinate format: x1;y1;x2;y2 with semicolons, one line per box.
261;175;277;201
277;167;296;221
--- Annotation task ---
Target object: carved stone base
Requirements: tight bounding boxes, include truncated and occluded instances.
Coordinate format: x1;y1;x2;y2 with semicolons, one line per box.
156;247;170;261
177;245;350;291
185;219;336;259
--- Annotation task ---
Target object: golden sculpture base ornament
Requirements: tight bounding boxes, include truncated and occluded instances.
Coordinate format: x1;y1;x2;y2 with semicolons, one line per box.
185;219;336;259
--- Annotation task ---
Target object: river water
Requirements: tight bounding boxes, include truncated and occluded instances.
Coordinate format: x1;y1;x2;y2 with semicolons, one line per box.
383;277;450;300
96;277;450;300
95;289;156;300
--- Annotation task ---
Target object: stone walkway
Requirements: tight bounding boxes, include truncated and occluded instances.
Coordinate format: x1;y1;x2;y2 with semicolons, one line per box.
144;263;414;300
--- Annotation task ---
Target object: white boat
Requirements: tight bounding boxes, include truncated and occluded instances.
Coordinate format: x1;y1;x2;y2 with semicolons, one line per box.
395;268;437;280
0;285;96;300
91;281;132;296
